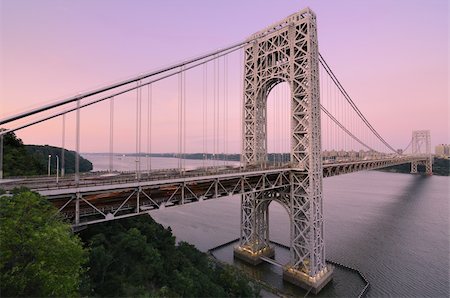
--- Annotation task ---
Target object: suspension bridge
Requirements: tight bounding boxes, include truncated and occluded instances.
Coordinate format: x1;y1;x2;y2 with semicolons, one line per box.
0;8;432;294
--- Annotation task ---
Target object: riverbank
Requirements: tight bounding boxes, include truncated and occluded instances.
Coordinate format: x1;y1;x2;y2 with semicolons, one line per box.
377;157;449;176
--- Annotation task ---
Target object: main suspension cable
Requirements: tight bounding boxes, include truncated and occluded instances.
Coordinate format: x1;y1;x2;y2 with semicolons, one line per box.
319;53;396;153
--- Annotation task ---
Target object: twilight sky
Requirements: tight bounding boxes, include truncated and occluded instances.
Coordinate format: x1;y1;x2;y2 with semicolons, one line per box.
0;0;448;153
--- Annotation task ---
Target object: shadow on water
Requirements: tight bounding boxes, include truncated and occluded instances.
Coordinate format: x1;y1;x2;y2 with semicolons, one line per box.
340;175;429;252
330;174;449;297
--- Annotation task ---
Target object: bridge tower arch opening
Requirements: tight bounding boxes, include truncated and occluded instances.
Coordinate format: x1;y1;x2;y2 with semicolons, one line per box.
234;7;333;293
266;81;291;166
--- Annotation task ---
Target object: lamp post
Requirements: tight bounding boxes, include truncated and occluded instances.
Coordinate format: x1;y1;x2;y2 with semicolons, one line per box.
47;154;51;176
56;155;59;184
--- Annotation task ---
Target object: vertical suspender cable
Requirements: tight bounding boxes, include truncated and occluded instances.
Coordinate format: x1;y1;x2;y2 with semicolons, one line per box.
327;69;331;153
239;49;244;167
284;84;286;164
333;88;340;152
135;81;141;180
276;85;280;165
274;85;277;164
222;56;225;165
75;99;80;186
216;56;220;167
135;82;139;178
139;83;142;175
109;97;114;172
272;86;276;164
224;55;228;165
61;114;65;177
340;92;343;152
213;57;216;167
204;63;208;167
334;81;338;152
147;84;152;173
282;84;285;164
202;63;205;167
329;73;332;153
178;69;182;171
183;68;186;170
213;56;217;168
286;83;290;163
343;93;346;152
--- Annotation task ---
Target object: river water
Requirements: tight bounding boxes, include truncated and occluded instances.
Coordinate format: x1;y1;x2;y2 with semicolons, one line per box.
84;154;449;297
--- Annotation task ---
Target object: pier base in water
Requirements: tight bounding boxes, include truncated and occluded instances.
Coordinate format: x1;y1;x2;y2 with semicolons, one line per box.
233;245;275;265
283;264;334;294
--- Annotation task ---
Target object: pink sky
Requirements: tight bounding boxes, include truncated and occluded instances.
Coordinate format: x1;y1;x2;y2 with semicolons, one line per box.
0;0;448;153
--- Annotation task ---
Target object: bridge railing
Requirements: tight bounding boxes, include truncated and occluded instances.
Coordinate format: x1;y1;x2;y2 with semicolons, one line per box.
1;155;428;193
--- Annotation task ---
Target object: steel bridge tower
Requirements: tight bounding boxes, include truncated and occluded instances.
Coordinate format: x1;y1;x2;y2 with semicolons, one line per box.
234;8;333;293
411;130;432;174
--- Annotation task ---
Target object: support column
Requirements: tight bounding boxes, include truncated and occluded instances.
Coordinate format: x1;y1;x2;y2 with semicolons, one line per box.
281;9;332;294
411;130;433;175
75;193;81;226
425;158;433;175
234;193;274;265
235;8;332;293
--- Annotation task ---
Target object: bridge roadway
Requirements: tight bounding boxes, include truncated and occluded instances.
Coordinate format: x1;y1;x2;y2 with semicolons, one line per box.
0;155;425;227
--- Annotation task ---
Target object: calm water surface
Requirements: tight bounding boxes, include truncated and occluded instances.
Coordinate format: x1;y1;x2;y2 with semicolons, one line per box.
85;154;450;297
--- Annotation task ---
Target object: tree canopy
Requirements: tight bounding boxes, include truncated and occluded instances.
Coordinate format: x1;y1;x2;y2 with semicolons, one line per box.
0;129;92;177
0;189;86;296
79;216;260;297
0;187;260;297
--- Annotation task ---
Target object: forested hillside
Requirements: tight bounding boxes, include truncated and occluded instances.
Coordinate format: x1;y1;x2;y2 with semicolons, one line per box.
379;158;449;176
1;130;92;177
79;216;260;297
1;188;260;297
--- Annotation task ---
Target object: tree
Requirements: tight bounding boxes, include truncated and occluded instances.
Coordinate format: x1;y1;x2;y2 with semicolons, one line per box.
0;189;86;297
79;216;260;297
0;129;93;177
1;130;42;176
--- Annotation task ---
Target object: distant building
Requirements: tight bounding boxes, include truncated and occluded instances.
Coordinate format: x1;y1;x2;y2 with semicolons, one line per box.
435;144;450;157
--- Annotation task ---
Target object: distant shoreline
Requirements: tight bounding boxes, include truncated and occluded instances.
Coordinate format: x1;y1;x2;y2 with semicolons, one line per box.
82;153;449;176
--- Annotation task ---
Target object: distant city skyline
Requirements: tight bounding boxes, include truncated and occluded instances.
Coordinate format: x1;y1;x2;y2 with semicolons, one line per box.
1;0;448;153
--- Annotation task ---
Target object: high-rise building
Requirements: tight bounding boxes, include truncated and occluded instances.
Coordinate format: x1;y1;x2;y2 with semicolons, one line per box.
435;144;450;157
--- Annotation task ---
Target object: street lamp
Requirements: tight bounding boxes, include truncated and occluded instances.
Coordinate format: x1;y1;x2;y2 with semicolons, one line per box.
55;155;59;184
47;155;51;176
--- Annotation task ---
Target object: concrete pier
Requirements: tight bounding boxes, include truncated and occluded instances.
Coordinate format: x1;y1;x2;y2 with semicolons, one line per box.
283;264;334;294
233;246;275;265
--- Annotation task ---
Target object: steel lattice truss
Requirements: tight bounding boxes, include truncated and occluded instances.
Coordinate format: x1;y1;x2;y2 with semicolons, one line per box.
42;168;291;227
239;8;327;278
3;155;425;228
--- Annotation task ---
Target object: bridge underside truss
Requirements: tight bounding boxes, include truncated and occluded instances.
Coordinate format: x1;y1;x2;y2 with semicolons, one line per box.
45;169;291;227
25;155;427;228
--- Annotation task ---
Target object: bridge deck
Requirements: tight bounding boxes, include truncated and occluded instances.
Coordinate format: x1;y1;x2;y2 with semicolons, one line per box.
0;156;426;227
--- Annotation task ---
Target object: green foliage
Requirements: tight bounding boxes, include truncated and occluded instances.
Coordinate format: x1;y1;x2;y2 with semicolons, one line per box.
432;158;450;176
80;216;260;297
26;145;93;175
1;130;43;176
1;130;93;177
0;190;87;297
